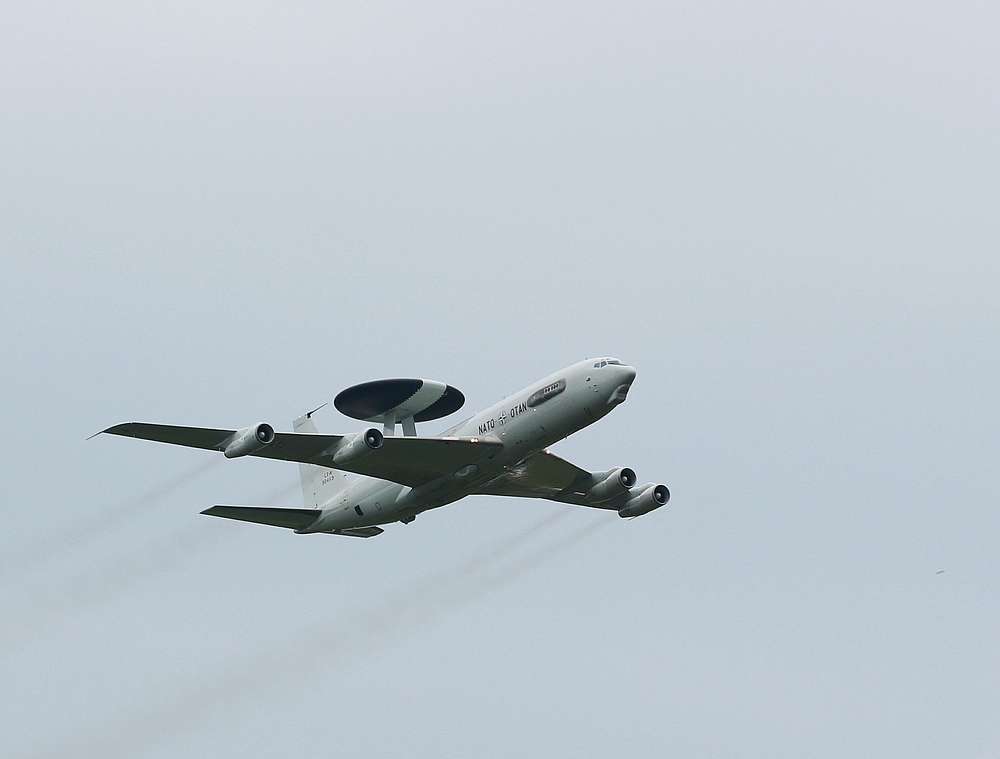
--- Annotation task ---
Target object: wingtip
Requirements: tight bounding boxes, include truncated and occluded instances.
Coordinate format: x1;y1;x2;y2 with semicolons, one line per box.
87;423;127;441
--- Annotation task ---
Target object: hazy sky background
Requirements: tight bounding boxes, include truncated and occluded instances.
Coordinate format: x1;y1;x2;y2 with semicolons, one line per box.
1;1;998;757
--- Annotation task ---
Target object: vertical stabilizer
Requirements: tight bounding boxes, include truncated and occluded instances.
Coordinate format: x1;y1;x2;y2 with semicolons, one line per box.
293;410;348;509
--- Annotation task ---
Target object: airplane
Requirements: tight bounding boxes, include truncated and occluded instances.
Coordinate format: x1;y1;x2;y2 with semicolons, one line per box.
99;358;670;538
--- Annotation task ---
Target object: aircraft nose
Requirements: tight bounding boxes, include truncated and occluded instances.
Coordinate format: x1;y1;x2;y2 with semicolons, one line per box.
607;365;636;407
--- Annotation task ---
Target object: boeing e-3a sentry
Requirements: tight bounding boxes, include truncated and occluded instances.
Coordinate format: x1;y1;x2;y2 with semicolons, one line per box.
100;358;670;538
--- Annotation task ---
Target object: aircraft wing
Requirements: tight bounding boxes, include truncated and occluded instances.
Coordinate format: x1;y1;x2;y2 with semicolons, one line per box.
101;422;235;451
100;422;345;463
312;436;504;488
473;450;597;506
101;422;503;487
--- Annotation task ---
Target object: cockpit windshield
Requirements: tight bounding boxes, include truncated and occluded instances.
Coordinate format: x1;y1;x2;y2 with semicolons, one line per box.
594;358;623;368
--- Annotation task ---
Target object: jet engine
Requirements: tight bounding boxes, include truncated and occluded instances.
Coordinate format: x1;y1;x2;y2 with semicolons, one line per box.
584;467;637;504
617;483;670;518
223;423;275;458
332;427;384;465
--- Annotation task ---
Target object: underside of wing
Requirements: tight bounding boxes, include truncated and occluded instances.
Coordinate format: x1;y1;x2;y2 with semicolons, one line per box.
102;422;503;488
103;422;235;450
102;422;346;460
310;436;504;487
474;450;595;504
251;432;346;463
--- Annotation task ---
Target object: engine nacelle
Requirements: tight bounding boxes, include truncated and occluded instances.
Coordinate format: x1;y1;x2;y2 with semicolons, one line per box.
223;423;275;458
584;467;637;504
332;427;384;466
617;483;670;518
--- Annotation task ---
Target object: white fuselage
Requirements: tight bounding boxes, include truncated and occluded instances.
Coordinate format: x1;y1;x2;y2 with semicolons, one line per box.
303;358;637;532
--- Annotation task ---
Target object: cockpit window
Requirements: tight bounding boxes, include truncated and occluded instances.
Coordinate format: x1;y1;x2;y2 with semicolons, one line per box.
593;362;601;368
606;359;621;365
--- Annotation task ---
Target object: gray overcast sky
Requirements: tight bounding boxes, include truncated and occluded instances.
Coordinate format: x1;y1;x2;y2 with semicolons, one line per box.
1;1;998;757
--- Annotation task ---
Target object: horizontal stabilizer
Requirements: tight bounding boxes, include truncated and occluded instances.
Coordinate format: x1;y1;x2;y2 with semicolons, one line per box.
201;505;321;530
202;506;385;537
328;527;384;538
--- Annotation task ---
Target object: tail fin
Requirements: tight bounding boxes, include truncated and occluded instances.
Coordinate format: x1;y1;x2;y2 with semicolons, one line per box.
293;410;348;509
